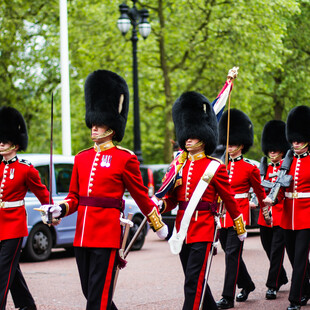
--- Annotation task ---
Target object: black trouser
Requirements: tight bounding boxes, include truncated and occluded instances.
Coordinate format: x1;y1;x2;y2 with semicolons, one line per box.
219;227;255;300
0;238;35;310
179;241;217;310
259;225;288;290
75;247;118;310
284;229;310;305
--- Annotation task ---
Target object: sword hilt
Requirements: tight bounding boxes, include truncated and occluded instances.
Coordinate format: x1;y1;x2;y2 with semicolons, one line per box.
47;206;53;225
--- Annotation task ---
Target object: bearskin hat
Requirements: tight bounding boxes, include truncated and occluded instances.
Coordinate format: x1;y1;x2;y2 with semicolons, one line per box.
172;91;218;155
219;108;253;154
261;120;290;156
84;70;129;142
286;105;310;144
0;106;28;151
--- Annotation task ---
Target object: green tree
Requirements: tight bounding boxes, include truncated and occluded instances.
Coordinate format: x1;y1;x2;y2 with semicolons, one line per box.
1;0;308;164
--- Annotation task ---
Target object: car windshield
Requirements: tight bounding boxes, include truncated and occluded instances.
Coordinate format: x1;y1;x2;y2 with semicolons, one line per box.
35;165;50;191
27;163;73;194
55;164;73;193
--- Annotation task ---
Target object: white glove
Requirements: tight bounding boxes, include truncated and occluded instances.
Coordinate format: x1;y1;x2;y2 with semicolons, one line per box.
263;197;273;207
151;196;164;211
120;213;134;227
156;224;168;240
39;204;62;224
249;201;258;209
238;232;247;242
215;215;221;229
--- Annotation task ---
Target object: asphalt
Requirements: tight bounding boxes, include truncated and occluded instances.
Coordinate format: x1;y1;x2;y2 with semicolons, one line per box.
5;230;310;310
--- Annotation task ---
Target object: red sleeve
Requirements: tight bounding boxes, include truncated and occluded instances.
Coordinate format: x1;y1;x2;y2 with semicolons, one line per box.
212;164;241;220
250;165;266;206
162;191;178;213
122;155;157;216
26;165;52;205
64;157;80;215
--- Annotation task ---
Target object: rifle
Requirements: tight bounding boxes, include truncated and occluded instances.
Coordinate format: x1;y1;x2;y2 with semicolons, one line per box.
261;149;294;204
260;156;268;181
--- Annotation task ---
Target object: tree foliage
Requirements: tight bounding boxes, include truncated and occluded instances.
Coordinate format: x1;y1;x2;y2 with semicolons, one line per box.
0;0;309;163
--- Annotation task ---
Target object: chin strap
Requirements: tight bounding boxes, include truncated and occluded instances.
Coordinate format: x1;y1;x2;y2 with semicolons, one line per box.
91;128;114;141
269;152;283;161
294;142;309;151
0;144;17;153
186;140;204;151
228;145;242;155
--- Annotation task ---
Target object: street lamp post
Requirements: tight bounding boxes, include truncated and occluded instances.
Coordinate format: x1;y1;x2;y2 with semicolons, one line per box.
117;1;151;163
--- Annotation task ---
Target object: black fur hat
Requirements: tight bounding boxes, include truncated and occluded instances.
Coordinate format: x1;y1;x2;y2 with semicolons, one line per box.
0;106;28;151
219;108;253;154
84;70;129;142
286;105;310;143
261;120;290;156
172;91;218;155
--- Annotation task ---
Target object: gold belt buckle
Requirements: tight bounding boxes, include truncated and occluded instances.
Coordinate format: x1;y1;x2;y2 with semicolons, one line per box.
292;192;298;198
0;201;5;208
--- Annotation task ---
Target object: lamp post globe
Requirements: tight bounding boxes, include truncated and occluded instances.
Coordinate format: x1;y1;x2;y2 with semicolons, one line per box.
117;3;130;35
117;1;151;163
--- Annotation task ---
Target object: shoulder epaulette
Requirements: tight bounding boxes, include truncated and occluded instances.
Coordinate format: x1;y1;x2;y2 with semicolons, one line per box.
207;155;223;164
116;145;135;155
243;158;255;166
76;147;93;155
19;159;31;166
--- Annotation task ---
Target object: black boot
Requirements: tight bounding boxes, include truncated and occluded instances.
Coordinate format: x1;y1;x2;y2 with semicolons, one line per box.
287;303;301;310
265;288;277;300
301;295;310;306
236;284;255;302
19;306;37;310
216;297;234;309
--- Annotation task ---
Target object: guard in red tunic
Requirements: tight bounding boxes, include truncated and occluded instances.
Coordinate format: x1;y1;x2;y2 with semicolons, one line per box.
216;109;268;309
0;107;51;310
41;70;168;310
160;92;247;310
264;105;310;310
258;120;290;300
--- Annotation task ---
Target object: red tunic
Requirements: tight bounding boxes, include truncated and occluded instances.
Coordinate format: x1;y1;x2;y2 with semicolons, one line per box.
221;156;266;228
63;143;157;248
0;156;50;240
258;161;284;227
163;153;241;244
278;152;310;230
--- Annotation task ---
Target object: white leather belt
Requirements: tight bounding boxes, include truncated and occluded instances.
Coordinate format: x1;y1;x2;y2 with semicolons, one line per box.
0;200;25;208
234;193;248;199
285;192;310;199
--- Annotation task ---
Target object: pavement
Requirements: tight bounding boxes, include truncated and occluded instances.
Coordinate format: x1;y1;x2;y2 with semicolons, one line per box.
5;230;310;309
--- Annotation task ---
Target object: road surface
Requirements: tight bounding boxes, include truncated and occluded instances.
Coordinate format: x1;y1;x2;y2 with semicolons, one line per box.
6;230;310;310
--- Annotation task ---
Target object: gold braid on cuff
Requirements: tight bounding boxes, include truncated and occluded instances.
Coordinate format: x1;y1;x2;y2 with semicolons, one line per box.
58;201;70;217
233;214;246;235
147;207;165;232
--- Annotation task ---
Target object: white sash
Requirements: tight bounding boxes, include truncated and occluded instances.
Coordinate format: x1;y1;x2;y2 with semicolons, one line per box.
168;160;221;254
